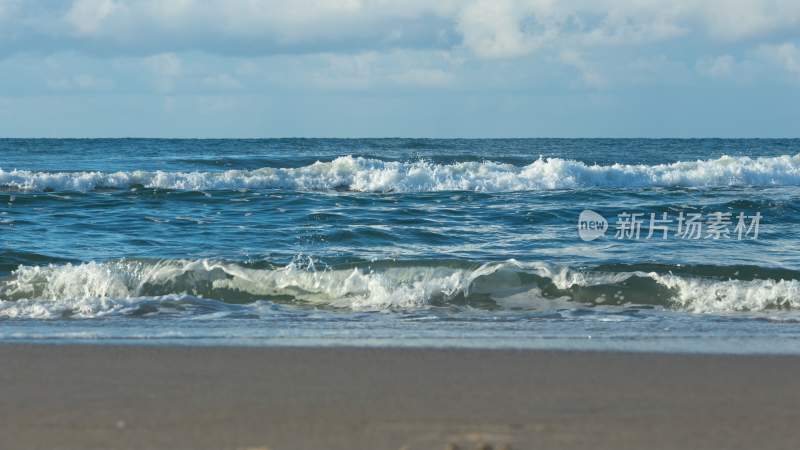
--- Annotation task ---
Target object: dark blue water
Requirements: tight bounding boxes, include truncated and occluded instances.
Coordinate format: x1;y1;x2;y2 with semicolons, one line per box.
2;139;800;352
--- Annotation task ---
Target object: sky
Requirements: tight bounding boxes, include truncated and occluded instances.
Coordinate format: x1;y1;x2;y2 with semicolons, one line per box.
0;0;798;138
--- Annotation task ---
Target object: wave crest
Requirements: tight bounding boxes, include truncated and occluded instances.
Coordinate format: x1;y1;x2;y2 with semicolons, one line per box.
2;154;800;192
1;259;799;318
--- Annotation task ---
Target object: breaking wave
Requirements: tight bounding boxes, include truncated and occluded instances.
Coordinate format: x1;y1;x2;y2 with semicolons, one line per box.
2;154;800;193
1;258;798;318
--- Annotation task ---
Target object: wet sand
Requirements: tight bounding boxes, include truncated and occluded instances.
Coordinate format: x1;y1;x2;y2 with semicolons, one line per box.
1;344;799;450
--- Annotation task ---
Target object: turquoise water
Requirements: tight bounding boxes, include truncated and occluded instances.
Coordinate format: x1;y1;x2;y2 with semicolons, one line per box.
2;138;800;353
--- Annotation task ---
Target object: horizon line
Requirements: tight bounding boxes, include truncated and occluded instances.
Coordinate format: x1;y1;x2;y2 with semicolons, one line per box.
1;136;799;140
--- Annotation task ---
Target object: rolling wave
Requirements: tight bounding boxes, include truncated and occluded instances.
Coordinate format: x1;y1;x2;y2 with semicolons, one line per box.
1;258;798;318
2;154;800;193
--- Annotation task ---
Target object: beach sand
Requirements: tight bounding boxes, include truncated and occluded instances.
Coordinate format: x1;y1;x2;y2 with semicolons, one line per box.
1;344;799;450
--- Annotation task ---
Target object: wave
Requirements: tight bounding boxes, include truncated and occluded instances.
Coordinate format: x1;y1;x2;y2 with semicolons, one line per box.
2;154;800;193
1;258;798;318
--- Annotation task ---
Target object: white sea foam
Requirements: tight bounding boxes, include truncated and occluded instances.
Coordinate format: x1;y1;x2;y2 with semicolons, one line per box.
650;273;800;313
0;259;484;317
2;154;800;192
534;264;800;313
1;259;798;318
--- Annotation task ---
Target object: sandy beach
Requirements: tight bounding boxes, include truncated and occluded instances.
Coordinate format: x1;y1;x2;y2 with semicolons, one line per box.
0;344;798;450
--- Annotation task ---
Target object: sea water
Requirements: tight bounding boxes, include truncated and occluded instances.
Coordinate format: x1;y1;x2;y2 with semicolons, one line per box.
1;138;800;353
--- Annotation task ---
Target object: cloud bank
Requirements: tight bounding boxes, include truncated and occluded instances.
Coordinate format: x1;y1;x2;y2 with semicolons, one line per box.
0;0;798;137
0;0;796;58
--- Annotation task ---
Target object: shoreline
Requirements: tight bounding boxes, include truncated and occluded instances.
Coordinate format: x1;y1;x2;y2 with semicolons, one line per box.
3;344;799;449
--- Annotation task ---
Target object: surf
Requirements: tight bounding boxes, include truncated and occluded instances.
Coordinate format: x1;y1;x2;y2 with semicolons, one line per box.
2;153;800;193
1;258;799;318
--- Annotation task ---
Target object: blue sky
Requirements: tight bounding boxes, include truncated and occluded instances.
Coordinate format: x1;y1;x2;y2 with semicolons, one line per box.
1;0;798;138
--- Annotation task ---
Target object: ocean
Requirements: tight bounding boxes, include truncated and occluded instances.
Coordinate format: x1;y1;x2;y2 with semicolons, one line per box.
1;138;799;353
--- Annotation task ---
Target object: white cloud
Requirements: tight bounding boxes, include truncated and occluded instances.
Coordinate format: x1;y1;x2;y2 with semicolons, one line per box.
456;0;549;58
696;0;800;41
452;0;800;58
559;50;605;87
697;54;736;78
0;1;791;59
144;52;182;92
65;0;119;34
1;0;800;97
301;50;456;90
0;0;12;19
307;52;378;90
757;42;800;77
53;0;457;55
146;53;181;77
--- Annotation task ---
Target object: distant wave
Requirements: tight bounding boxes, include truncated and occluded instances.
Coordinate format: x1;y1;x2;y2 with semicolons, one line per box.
2;154;800;192
1;258;798;318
